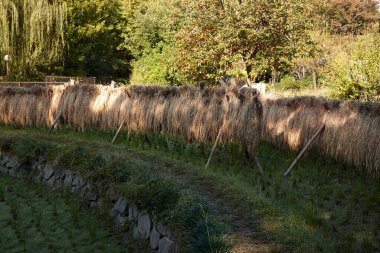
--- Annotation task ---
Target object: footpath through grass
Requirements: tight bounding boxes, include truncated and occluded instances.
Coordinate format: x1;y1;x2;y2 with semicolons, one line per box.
0;125;379;253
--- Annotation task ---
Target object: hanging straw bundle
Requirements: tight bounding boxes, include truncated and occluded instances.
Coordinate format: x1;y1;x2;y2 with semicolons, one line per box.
261;96;380;176
1;84;380;176
0;84;263;159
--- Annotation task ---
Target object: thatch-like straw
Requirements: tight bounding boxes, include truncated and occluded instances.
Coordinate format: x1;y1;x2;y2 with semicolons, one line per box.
1;84;379;176
262;96;380;176
0;84;262;157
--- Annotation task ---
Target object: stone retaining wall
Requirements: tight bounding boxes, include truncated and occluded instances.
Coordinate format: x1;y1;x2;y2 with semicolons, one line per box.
0;152;175;253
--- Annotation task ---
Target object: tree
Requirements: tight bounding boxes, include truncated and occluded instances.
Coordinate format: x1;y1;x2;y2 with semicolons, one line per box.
0;0;67;79
63;0;131;81
327;33;380;101
121;0;185;85
174;0;311;84
311;0;380;35
292;31;352;89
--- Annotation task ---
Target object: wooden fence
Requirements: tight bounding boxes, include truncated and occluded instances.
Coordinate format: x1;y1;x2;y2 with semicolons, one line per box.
0;81;67;88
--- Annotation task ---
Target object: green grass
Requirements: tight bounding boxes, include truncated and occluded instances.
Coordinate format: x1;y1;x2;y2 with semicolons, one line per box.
0;124;379;252
0;125;232;253
0;175;126;253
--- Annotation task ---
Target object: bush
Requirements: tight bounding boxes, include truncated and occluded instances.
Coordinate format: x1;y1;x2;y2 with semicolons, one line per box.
130;46;185;85
327;34;380;101
276;75;312;90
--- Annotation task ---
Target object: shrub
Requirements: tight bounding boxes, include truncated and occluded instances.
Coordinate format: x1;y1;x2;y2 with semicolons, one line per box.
327;33;380;101
130;46;185;85
276;75;312;90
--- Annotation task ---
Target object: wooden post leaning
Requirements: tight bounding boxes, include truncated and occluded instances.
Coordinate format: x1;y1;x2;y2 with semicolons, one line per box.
111;121;125;143
48;111;62;135
205;123;224;170
254;155;264;173
283;124;326;177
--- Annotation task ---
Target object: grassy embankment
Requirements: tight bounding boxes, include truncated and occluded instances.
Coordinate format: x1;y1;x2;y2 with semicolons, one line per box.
0;124;379;253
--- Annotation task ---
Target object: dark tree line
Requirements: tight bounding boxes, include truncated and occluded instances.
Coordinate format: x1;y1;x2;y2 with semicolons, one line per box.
1;0;379;89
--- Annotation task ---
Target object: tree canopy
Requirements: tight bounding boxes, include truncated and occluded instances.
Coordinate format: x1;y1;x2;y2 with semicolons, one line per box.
174;0;311;84
63;0;131;81
1;0;380;96
122;0;184;84
311;0;380;34
0;0;67;79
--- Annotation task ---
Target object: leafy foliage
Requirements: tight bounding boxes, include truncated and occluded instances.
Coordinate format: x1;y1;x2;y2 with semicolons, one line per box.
174;0;311;84
327;33;380;101
310;0;380;35
130;46;183;85
279;0;380;90
63;0;131;81
1;0;380;95
0;0;67;79
276;75;312;90
122;0;185;85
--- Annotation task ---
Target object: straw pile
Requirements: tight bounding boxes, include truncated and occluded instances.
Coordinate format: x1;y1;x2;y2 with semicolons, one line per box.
0;84;262;157
0;85;65;127
262;96;380;176
1;84;379;176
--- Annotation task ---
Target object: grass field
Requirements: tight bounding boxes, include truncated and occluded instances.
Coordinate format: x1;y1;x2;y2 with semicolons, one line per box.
0;124;379;253
0;175;126;253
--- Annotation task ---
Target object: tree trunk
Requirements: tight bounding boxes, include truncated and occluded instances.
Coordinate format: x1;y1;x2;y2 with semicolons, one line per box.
312;70;317;90
245;63;253;85
302;66;306;79
271;70;280;84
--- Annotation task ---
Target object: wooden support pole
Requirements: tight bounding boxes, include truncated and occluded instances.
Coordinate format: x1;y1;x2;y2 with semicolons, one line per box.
111;121;124;143
205;124;224;170
48;111;62;134
254;155;264;173
283;124;325;177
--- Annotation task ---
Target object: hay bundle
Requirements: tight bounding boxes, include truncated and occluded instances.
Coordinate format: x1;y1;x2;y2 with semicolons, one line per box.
261;96;380;176
0;84;263;157
0;85;64;127
2;83;380;176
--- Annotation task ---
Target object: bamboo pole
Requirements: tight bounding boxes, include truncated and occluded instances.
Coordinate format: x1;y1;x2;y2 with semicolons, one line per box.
254;155;264;173
48;111;62;134
283;124;326;177
205;123;224;170
111;121;124;143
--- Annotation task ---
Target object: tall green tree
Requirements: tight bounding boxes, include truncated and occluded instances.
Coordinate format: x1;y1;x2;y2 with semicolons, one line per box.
122;0;185;85
0;0;67;79
63;0;131;81
174;0;311;84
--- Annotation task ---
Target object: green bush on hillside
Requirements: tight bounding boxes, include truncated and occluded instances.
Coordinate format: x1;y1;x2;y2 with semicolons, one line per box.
130;46;181;85
327;34;380;102
276;75;313;90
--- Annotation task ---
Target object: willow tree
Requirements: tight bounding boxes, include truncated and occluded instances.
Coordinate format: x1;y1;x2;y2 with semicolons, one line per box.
0;0;67;79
